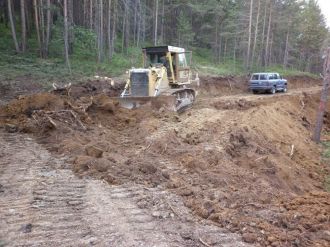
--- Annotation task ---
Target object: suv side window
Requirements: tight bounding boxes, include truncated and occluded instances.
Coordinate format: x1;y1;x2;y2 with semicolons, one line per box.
268;74;274;80
260;74;267;80
252;74;259;80
273;74;278;79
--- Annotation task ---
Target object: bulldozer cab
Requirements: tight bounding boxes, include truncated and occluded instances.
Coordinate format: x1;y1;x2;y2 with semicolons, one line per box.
142;46;192;85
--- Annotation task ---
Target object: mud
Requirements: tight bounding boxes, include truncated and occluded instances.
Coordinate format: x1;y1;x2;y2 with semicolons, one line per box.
0;76;329;247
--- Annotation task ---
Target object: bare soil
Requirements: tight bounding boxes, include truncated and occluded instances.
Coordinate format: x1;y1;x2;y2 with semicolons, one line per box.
0;75;329;247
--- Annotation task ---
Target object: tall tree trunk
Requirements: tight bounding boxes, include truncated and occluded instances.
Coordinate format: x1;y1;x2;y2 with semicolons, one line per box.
33;0;41;56
264;0;272;67
68;0;74;54
89;0;93;29
121;0;127;53
133;0;137;45
24;0;30;36
20;0;26;52
160;0;164;44
97;0;103;62
83;0;87;27
45;0;51;58
218;35;222;64
224;38;227;59
258;0;268;66
154;0;158;46
107;0;112;61
7;0;20;52
269;30;274;65
124;0;129;51
110;0;117;58
214;15;219;63
63;0;71;71
142;0;146;44
246;0;254;69
136;0;141;47
40;0;45;56
283;20;291;69
251;0;261;67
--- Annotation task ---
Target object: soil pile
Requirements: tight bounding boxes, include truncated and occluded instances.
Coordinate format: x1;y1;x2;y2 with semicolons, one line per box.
68;77;125;99
0;82;329;247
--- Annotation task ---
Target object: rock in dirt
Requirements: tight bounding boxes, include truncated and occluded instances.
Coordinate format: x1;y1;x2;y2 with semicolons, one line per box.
85;145;103;158
242;233;258;243
73;155;94;172
319;230;330;241
20;223;32;233
92;158;110;172
5;124;18;133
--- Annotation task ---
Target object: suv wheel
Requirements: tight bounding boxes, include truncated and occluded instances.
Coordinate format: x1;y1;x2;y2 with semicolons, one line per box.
282;87;287;93
270;87;276;94
252;90;258;94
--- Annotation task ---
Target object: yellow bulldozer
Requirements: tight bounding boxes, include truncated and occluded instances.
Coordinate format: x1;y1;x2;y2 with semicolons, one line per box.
118;46;199;112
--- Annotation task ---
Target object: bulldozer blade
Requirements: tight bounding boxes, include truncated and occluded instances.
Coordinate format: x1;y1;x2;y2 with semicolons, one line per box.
113;96;177;111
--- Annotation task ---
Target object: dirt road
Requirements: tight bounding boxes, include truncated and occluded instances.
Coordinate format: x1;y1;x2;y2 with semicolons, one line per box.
0;131;250;247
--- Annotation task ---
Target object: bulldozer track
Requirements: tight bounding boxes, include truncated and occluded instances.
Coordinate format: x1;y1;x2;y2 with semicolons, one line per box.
0;131;251;247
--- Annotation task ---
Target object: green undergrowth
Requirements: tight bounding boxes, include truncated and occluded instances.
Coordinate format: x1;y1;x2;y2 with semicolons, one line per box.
0;24;319;86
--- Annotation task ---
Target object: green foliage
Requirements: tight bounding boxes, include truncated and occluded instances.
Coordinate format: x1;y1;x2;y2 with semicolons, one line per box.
0;21;142;86
258;65;320;78
177;10;194;48
72;27;97;58
192;47;245;76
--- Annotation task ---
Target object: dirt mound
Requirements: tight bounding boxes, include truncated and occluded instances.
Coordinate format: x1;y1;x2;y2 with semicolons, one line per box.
68;78;124;99
288;75;322;89
0;93;64;116
198;76;248;96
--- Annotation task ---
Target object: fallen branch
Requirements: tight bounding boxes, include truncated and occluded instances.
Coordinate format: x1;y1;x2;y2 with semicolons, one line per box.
255;156;268;162
32;109;86;131
290;145;295;158
227;79;233;92
46;115;57;128
66;97;94;113
199;238;211;247
52;83;72;96
300;99;305;110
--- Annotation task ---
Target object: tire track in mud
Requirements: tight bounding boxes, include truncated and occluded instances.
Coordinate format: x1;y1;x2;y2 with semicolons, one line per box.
0;131;251;247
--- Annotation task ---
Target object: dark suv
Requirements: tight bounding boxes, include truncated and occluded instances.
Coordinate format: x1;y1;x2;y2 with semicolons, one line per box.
249;73;288;94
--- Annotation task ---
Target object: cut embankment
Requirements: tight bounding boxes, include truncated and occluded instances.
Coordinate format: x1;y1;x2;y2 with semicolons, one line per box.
198;75;322;96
